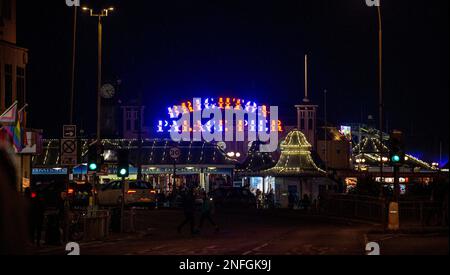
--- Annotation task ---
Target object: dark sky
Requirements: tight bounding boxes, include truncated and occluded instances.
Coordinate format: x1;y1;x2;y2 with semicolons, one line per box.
17;0;449;162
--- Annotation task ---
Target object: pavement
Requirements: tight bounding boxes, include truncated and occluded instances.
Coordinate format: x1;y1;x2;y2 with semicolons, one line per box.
33;209;448;255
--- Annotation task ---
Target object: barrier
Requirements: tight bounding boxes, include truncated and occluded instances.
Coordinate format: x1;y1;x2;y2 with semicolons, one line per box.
82;210;110;241
320;194;447;228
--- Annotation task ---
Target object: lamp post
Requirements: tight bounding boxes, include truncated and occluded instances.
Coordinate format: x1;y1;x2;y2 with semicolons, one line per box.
81;6;115;143
69;6;78;125
376;4;385;197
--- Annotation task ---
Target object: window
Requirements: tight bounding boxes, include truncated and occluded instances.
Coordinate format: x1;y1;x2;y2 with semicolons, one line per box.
17;67;25;107
134;119;139;131
308;119;313;130
300;119;305;130
1;0;12;20
4;64;13;108
129;181;153;190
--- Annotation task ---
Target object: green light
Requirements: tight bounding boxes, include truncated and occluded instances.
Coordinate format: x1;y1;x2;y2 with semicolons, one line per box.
89;163;98;171
391;155;401;163
119;168;127;176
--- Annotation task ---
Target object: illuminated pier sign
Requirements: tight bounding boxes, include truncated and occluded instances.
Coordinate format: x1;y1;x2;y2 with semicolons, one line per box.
156;97;283;134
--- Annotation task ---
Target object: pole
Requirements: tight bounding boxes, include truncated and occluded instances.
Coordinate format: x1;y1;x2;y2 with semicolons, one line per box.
65;6;77;244
120;177;125;233
97;16;103;143
70;7;78;125
304;55;308;102
324;89;328;172
377;6;384;198
393;166;400;202
137;93;143;180
173;161;177;190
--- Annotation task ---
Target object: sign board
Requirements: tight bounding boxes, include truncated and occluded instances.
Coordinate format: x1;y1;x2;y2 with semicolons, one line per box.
33;168;68;175
61;139;78;166
169;147;181;160
63;125;77;139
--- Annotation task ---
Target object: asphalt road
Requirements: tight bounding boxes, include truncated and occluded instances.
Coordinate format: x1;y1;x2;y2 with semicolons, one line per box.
35;209;448;255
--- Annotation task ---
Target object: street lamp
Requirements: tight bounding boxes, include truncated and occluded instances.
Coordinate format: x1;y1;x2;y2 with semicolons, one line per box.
81;6;115;143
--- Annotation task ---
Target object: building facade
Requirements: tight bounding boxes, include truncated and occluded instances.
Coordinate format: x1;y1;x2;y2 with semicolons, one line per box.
1;0;40;192
1;0;28;112
317;127;352;171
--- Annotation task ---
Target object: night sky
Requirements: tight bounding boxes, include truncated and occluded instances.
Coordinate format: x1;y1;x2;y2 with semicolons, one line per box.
17;0;449;163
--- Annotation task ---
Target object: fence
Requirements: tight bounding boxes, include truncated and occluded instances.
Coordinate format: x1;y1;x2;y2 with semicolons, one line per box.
319;194;448;228
319;195;386;224
80;210;110;241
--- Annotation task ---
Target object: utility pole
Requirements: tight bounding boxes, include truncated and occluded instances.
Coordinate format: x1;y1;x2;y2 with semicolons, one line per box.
66;6;78;244
70;6;78;125
377;5;385;198
137;92;143;180
96;15;102;143
120;176;125;233
324;89;328;172
81;6;115;143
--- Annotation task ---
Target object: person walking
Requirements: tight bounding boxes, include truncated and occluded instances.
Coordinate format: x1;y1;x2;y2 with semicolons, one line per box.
198;192;219;233
177;187;197;235
302;194;311;211
0;145;29;254
26;188;45;247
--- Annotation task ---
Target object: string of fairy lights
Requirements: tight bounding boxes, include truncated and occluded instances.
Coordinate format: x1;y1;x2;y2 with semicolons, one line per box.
264;130;325;176
35;139;233;167
353;136;433;170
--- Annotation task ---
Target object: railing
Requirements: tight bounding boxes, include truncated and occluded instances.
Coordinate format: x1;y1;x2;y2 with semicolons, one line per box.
319;194;448;228
399;201;446;227
78;210;110;242
319;194;386;223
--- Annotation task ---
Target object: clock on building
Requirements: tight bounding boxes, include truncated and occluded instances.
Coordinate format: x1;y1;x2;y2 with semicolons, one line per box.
101;83;116;99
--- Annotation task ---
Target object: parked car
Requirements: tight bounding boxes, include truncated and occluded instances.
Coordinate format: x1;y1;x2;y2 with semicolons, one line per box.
210;187;257;209
97;180;157;207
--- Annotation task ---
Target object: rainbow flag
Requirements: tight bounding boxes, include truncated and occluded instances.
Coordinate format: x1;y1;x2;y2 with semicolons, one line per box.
0;102;26;152
2;117;23;152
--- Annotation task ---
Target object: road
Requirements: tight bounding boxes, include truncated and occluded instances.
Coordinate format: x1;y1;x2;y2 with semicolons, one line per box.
35;209;448;255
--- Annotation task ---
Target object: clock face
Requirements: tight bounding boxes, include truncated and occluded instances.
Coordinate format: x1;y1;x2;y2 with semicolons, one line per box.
101;84;115;99
217;142;227;151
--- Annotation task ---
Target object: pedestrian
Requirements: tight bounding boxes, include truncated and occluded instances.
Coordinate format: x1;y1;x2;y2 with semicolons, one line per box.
266;189;275;209
177;187;197;235
302;194;311;211
256;189;263;209
198;192;219;233
26;188;45;247
0;145;29;254
288;192;295;209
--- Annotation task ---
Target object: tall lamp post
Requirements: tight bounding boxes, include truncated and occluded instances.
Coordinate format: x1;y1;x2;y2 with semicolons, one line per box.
81;6;115;143
69;6;78;125
376;4;384;197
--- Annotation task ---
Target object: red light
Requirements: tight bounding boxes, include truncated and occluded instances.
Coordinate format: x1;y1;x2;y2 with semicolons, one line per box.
31;192;37;199
68;189;75;195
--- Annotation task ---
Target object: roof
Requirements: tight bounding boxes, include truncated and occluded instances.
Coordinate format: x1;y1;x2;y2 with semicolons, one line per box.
352;136;433;170
317;127;347;142
262;130;326;177
33;139;238;168
236;141;276;174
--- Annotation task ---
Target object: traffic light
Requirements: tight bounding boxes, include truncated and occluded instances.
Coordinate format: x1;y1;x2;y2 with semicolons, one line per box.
87;143;103;172
117;149;129;178
389;130;405;166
